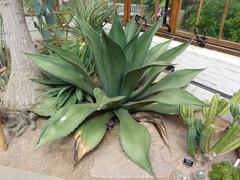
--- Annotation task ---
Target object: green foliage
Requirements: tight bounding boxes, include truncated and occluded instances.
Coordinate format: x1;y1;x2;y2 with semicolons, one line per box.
28;12;204;175
180;90;240;158
70;0;114;38
26;0;63;42
180;0;240;42
208;161;240;180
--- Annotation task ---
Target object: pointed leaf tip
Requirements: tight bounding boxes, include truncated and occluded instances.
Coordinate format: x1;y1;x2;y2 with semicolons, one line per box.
115;109;154;176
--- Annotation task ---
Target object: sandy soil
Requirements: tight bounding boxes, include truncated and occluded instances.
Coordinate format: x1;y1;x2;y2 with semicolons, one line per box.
0;115;237;180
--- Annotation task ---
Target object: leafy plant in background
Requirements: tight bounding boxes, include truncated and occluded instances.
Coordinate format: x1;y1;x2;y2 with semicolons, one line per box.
180;0;240;42
208;161;240;180
180;91;240;158
28;11;205;175
24;0;63;42
70;0;114;37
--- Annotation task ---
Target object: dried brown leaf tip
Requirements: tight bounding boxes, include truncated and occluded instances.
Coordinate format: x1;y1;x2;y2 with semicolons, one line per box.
73;131;90;167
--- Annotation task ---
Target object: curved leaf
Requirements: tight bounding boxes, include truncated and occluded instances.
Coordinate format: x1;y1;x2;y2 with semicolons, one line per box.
141;69;203;98
42;43;95;87
101;32;126;96
131;41;191;100
36;103;98;147
31;78;68;86
121;61;170;96
145;89;205;106
94;88;125;109
74;112;114;166
136;103;180;115
144;40;171;64
109;11;126;47
31;96;59;117
131;18;163;69
27;54;93;95
124;15;136;42
115;109;154;176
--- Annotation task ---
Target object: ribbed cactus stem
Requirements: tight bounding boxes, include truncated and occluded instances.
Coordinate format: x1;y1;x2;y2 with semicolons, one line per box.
210;121;240;154
205;94;220;127
231;90;240;104
200;124;215;153
180;105;194;125
0;123;8;151
187;125;197;157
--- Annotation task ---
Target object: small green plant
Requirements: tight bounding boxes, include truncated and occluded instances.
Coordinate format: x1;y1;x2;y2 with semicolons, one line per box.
25;0;63;42
208;161;240;180
28;12;205;175
180;90;240;158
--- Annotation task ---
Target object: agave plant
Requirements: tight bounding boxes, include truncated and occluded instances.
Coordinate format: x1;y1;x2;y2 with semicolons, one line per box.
28;13;205;175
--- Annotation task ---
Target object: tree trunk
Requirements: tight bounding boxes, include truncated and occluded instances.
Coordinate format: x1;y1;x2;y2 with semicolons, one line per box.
0;0;40;110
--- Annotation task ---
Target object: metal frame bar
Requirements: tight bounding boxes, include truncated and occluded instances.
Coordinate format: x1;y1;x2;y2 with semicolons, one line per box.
218;0;231;39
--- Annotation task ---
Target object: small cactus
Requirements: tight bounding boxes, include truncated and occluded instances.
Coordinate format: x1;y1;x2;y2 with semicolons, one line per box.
187;125;198;157
181;91;240;159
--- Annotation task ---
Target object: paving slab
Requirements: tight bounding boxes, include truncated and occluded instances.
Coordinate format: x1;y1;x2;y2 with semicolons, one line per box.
0;166;64;180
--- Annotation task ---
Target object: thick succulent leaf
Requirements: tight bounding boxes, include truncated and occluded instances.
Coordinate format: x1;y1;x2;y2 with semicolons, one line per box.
27;54;93;95
57;86;72;97
42;43;95;87
145;89;205;106
31;96;59;116
123;25;142;72
76;18;106;90
56;88;74;109
74;112;114;166
141;69;203;98
36;103;98;148
124;15;136;42
131;18;162;69
121;61;170;96
101;32;126;96
115;109;154;176
31;78;68;86
144;40;171;64
109;11;126;47
78;18;126;97
94;88;125;109
75;89;83;102
131;41;191;100
135;103;180;115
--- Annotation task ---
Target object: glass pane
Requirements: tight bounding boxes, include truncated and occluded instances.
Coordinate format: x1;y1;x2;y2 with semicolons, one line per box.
222;0;240;42
179;0;240;43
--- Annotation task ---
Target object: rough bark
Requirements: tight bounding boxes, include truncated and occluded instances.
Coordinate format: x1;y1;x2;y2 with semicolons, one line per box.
0;0;41;110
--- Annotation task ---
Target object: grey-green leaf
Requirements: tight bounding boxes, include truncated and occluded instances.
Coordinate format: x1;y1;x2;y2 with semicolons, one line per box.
27;54;93;95
74;112;114;165
115;109;154;176
145;89;205;106
36;103;98;147
144;40;171;64
109;11;126;47
124;15;136;42
31;96;59;117
141;69;203;98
